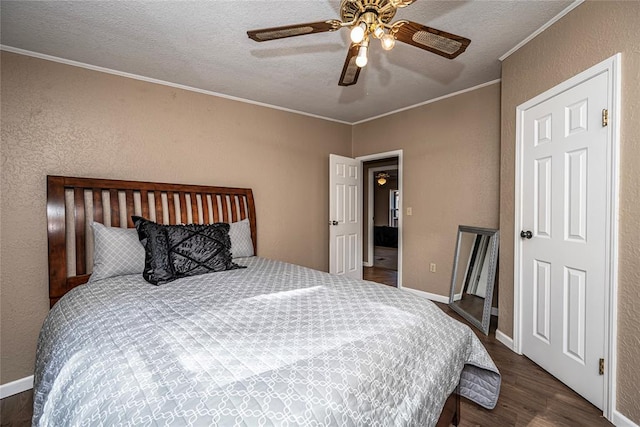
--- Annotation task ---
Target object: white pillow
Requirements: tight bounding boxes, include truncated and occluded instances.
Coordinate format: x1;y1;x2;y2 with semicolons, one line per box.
89;222;145;282
229;218;254;258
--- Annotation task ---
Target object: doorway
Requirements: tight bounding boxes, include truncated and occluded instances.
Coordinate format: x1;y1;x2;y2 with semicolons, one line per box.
359;154;401;287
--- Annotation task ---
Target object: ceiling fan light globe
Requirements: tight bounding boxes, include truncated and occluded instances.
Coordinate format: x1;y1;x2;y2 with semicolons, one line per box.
350;23;366;43
381;34;396;50
355;45;368;67
373;26;384;39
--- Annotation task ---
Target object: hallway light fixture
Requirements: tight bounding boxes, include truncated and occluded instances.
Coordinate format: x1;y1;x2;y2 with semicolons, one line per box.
376;172;390;186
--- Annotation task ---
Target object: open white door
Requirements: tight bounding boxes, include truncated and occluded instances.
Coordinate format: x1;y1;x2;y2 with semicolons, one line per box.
329;154;362;279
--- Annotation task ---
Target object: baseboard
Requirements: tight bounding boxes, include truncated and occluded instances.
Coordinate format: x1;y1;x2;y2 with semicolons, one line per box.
495;329;516;352
613;410;640;427
0;375;34;399
402;287;449;304
405;288;499;316
362;261;373;267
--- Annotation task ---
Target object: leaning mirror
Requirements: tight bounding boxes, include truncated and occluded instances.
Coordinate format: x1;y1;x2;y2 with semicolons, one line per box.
448;226;499;335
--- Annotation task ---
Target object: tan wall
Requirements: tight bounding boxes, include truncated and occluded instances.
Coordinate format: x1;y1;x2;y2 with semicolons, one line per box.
0;52;352;383
498;1;640;421
353;83;501;296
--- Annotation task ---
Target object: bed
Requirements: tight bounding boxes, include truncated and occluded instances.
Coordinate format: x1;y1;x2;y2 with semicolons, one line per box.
34;176;500;426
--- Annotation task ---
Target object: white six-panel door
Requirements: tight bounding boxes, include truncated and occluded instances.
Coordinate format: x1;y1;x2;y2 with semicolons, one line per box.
329;154;362;279
520;71;608;409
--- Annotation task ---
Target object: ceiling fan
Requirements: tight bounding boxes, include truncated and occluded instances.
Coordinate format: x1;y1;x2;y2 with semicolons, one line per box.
247;0;471;87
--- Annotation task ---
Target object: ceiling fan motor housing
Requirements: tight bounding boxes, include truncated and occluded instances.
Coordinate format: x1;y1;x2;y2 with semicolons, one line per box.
340;0;397;25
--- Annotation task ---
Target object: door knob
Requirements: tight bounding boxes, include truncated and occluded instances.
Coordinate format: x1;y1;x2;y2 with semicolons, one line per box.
520;230;533;239
330;220;339;226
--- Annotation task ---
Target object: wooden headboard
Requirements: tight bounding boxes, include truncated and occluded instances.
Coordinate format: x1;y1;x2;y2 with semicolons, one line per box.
47;176;257;307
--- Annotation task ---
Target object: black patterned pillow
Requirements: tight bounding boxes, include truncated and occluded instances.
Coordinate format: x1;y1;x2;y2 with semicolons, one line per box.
133;217;175;285
164;222;244;278
132;217;244;285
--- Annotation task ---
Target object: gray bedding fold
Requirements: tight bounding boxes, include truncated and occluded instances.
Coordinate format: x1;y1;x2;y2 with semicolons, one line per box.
33;257;500;426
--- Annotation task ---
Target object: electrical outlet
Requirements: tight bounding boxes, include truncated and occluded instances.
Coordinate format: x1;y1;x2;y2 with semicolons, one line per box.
429;263;437;273
406;207;413;216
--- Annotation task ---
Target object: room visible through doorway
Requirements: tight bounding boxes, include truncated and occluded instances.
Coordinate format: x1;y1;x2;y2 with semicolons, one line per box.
362;157;399;287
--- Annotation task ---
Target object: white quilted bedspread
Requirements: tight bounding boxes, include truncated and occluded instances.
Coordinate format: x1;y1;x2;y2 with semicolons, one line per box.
33;257;500;426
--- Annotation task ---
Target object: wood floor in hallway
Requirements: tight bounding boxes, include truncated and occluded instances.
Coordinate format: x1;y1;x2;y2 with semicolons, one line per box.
363;265;397;287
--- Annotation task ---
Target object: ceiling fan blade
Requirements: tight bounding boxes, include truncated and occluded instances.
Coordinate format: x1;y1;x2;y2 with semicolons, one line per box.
392;21;470;59
247;20;342;42
338;43;361;87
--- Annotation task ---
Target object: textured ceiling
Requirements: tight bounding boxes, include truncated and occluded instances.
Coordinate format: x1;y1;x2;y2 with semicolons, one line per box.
1;1;574;123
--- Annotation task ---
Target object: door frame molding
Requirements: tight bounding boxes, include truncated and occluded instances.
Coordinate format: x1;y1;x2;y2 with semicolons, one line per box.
356;150;403;288
513;53;621;420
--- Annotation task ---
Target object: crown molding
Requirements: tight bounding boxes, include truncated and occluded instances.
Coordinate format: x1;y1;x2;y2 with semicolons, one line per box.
0;45;352;125
352;79;502;125
499;0;584;62
2;45;500;126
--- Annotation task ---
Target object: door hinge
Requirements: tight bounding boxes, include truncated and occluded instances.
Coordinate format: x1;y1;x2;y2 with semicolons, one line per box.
602;109;609;127
599;358;605;375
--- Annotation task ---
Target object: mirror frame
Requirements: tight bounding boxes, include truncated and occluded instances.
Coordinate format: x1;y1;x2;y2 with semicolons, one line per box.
448;225;500;335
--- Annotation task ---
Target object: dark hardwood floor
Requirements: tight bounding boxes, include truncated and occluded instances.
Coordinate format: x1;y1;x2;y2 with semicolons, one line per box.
0;291;612;427
438;303;612;427
372;246;398;270
0;388;32;427
363;265;398;287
